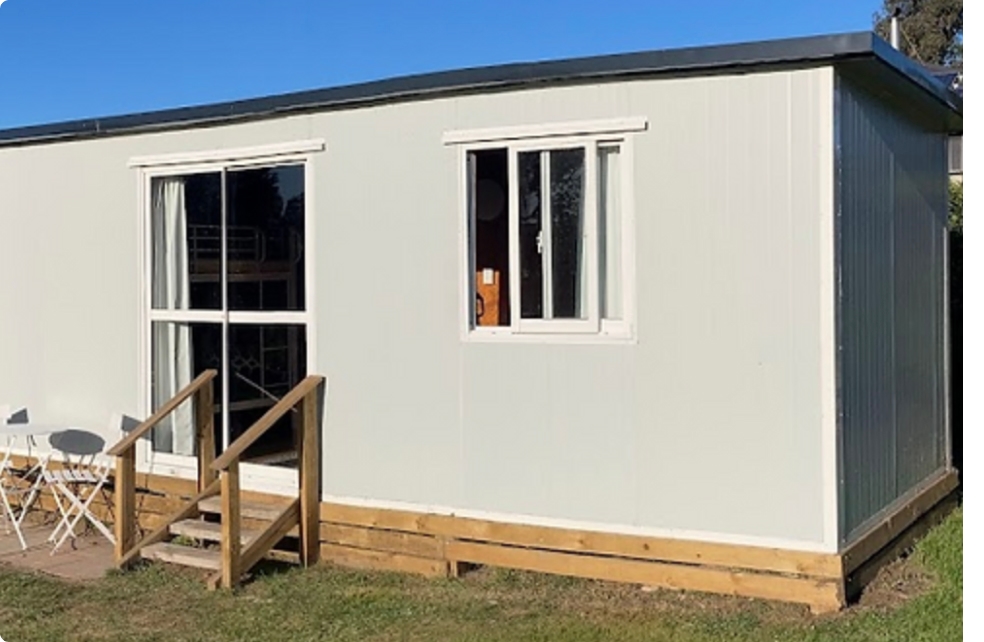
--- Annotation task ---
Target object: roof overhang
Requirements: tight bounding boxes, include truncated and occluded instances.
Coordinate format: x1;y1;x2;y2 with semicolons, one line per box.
0;31;963;148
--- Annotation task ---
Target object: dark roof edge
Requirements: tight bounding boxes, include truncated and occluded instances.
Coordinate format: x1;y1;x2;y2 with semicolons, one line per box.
0;31;961;148
869;34;963;112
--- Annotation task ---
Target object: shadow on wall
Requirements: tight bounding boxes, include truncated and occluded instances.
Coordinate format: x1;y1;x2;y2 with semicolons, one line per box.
950;228;962;483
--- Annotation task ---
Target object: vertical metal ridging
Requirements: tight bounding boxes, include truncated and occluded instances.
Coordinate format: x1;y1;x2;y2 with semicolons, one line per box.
940;134;949;471
888;117;898;505
839;75;950;541
840;77;895;538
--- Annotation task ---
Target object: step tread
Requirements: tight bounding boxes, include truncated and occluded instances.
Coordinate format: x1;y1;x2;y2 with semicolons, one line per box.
141;542;222;570
170;519;260;544
198;496;289;521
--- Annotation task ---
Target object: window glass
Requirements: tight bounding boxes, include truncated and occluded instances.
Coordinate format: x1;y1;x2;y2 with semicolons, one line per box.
150;321;222;455
518;151;544;319
226;165;305;311
599;146;622;320
151;172;222;310
227;324;307;463
470;149;510;326
549;148;586;319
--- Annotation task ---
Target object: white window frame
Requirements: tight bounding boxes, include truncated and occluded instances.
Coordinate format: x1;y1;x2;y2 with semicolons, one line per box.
447;119;643;343
133;140;322;495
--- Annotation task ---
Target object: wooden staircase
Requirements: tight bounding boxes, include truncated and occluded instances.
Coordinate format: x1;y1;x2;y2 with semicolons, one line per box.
140;495;296;570
106;371;325;589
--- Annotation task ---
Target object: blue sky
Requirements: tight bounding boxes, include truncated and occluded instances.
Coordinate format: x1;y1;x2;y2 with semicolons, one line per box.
0;0;882;129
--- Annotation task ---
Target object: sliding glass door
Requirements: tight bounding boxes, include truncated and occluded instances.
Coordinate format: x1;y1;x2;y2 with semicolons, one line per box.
148;163;308;469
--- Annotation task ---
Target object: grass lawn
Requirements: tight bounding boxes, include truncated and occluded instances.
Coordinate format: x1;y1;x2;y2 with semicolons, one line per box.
0;508;961;642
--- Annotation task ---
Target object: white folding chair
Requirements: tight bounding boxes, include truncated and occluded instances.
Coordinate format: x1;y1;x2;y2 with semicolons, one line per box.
1;406;35;549
45;414;141;553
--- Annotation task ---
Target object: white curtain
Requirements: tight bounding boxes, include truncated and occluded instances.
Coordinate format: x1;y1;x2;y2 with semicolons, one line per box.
599;147;622;320
151;178;194;455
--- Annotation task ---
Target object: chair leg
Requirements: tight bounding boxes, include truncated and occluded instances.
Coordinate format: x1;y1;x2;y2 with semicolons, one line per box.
81;480;115;543
48;486;74;543
0;487;27;550
15;470;49;528
0;487;11;534
51;484;88;553
52;480;114;553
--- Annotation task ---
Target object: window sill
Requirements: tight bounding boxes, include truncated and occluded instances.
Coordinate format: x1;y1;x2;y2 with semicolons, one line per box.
463;327;636;345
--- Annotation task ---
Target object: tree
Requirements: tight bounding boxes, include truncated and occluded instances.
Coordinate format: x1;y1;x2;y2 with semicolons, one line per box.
874;0;963;66
948;181;963;232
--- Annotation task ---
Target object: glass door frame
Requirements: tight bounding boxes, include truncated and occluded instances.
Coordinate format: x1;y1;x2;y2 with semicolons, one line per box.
134;142;321;495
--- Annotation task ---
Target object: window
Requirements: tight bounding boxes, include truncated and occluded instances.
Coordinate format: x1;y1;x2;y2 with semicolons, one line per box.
948;136;962;175
452;120;641;339
146;163;309;464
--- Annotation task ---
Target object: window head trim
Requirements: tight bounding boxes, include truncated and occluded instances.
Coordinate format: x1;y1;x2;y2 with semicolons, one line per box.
443;117;647;146
129;139;325;169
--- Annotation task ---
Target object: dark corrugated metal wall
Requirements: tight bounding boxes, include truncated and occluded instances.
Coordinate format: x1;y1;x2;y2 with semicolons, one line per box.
838;76;948;541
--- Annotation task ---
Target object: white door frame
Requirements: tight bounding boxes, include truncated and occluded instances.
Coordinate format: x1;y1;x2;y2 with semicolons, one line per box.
133;141;323;496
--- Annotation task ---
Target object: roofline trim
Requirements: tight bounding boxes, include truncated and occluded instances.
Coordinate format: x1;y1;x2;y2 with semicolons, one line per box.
0;31;961;148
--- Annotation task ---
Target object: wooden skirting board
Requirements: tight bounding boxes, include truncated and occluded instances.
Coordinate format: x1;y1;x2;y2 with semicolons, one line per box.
839;469;960;602
315;469;958;613
7;455;958;613
317;506;844;613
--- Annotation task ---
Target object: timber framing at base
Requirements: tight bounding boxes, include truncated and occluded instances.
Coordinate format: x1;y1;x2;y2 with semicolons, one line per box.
7;455;958;614
840;469;960;602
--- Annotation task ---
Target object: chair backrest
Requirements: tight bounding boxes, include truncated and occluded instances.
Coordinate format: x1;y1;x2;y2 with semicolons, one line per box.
107;413;143;461
2;406;29;425
116;413;142;437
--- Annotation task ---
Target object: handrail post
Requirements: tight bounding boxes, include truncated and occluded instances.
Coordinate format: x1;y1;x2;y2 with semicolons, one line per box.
114;447;136;566
220;460;242;589
105;369;218;568
195;381;216;493
298;387;320;566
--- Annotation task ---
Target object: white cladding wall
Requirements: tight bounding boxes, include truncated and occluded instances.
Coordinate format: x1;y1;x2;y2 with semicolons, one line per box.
837;76;949;542
0;67;833;547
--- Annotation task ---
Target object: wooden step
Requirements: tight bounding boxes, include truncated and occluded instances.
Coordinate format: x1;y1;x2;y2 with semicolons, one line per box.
198;496;287;521
265;549;301;565
170;519;259;544
141;542;221;570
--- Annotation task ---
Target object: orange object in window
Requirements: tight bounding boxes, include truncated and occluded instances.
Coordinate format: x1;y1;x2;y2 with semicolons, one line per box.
475;269;504;326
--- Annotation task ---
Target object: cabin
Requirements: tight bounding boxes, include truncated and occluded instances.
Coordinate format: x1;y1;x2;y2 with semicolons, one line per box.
0;31;961;612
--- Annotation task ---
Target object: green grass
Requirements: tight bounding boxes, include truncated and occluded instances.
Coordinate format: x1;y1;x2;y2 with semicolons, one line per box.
0;509;962;642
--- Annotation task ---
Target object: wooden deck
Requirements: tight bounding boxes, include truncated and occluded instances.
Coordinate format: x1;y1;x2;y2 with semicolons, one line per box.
0;520;115;581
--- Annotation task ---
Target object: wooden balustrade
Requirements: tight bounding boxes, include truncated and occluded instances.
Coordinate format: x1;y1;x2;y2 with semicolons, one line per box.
106;369;324;588
209;374;324;588
107;370;218;566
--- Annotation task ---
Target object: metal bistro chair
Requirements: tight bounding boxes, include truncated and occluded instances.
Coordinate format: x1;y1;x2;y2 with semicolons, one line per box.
1;406;39;549
44;414;141;554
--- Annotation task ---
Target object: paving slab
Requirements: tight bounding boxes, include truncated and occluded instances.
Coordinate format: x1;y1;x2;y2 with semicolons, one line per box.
0;520;115;581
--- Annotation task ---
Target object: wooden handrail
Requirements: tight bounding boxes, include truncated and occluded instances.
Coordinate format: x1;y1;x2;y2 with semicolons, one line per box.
211;375;324;472
113;369;217;565
213;374;324;587
107;370;218;456
111;368;322;587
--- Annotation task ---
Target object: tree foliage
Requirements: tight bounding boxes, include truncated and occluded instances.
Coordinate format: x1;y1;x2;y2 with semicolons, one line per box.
874;0;963;65
949;180;962;232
